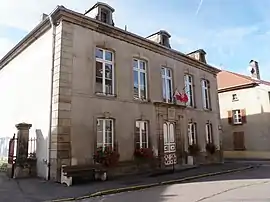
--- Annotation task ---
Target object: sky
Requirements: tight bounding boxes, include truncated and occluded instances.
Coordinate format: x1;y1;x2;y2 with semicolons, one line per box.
1;0;270;80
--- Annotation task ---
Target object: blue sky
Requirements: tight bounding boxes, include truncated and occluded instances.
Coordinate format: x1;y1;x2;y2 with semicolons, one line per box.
1;0;270;80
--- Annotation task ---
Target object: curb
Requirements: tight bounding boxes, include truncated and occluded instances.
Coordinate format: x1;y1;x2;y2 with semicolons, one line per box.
51;165;256;202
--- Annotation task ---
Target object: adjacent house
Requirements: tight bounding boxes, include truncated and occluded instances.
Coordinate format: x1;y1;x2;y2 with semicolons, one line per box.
218;60;270;160
0;2;221;182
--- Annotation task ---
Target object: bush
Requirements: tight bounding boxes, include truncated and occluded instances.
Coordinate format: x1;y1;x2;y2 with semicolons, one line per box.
188;144;200;156
93;146;120;167
205;143;217;154
134;148;154;159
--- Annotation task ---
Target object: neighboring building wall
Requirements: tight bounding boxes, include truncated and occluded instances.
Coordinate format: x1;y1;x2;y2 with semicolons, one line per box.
61;21;220;167
0;28;53;179
219;85;270;159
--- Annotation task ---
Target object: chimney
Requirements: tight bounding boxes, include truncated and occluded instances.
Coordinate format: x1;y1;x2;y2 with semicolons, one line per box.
187;49;207;64
41;13;48;21
249;60;260;80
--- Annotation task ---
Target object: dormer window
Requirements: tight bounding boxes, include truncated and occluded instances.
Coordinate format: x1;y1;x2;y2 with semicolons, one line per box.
84;2;115;26
146;30;171;48
100;8;109;23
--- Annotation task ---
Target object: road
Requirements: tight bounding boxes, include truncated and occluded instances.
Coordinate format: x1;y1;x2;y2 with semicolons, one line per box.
82;164;270;202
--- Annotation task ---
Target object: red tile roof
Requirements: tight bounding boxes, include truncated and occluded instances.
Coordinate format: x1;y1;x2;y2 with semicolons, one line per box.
217;70;270;90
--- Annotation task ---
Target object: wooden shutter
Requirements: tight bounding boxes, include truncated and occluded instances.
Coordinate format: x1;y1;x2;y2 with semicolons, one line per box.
228;111;233;125
233;131;245;150
241;109;247;123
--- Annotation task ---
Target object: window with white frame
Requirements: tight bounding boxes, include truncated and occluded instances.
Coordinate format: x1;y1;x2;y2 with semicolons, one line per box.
135;121;149;149
163;122;176;153
162;67;173;103
205;123;213;143
133;59;147;100
97;119;114;149
201;79;211;109
188;122;197;145
95;48;114;95
232;110;242;124
184;74;194;107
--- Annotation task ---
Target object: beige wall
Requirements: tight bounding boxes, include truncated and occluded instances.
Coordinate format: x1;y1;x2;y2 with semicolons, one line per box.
219;84;270;152
59;21;220;164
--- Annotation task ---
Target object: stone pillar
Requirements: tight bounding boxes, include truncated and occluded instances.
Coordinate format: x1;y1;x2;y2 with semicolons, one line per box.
14;123;32;178
16;123;32;162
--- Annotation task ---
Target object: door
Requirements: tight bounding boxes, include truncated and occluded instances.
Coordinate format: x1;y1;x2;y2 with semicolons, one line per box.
163;122;177;166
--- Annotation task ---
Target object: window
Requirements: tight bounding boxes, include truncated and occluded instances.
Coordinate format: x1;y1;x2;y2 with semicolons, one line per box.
100;8;109;23
233;131;245;151
232;94;238;101
135;121;149;149
161;67;173;103
188;122;197;145
95;48;114;95
232;110;242;124
97;119;114;150
268;92;270;102
184;74;194;107
205;123;213;143
163;122;176;153
201;79;211;109
133;59;147;100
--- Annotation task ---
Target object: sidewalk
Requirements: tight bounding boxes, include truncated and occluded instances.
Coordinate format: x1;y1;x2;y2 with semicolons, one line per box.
0;163;255;202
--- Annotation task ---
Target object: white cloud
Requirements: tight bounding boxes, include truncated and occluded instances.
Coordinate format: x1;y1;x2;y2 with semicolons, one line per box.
0;0;117;31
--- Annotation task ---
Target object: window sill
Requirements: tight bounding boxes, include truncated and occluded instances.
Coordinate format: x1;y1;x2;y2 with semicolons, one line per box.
133;98;151;103
95;92;117;98
232;99;239;102
233;122;243;125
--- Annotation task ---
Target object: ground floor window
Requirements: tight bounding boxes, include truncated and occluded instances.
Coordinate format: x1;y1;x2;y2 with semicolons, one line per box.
188;122;197;145
135;121;149;149
97;119;114;149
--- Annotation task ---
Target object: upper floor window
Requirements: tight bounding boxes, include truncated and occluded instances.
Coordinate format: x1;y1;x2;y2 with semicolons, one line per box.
161;67;173;103
133;59;147;100
100;8;109;23
232;94;238;101
135;121;149;149
184;74;194;107
188;122;197;145
232;109;242;124
205;123;213;143
97;119;114;150
268;92;270;102
201;79;211;109
95;48;114;95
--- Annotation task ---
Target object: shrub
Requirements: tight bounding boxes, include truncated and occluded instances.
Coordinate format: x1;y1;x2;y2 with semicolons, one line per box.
188;144;200;156
93;146;120;167
205;143;217;154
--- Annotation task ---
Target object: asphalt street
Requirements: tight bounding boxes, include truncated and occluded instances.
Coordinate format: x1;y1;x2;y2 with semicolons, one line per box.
82;164;270;202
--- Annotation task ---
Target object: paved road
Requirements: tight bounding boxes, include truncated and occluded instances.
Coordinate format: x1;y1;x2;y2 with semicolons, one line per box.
82;164;270;202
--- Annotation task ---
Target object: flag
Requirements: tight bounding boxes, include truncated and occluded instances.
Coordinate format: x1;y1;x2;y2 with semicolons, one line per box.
174;90;189;103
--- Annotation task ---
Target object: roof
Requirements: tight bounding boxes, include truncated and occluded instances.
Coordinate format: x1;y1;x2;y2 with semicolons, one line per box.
187;49;206;55
0;5;220;75
217;70;270;92
146;30;171;39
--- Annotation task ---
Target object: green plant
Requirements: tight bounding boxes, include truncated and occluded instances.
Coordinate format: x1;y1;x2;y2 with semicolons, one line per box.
93;146;120;167
205;143;217;154
188;144;200;156
134;148;154;159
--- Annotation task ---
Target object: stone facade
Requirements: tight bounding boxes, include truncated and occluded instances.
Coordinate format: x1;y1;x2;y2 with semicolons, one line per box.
48;15;221;180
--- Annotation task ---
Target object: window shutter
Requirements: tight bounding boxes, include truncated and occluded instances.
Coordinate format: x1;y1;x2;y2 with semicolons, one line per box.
241;109;247;123
228;111;233;124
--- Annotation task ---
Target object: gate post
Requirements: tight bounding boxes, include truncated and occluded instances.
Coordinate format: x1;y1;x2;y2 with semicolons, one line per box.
13;123;32;178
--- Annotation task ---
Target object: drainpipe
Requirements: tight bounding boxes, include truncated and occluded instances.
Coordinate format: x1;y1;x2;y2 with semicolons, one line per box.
47;15;56;180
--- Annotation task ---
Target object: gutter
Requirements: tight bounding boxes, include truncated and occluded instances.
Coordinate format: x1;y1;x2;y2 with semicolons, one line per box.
47;14;57;181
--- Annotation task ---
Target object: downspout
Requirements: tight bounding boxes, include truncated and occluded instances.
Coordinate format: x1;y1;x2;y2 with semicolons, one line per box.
47;15;56;180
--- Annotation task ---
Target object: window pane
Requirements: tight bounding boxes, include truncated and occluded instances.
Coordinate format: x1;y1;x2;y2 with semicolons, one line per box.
162;78;166;100
140;72;146;86
167;79;172;102
96;62;103;93
169;123;175;142
142;132;147;143
142;142;147;148
140;86;146;99
105;120;112;131
139;60;145;70
105;131;112;145
133;70;139;97
105;51;113;61
133;59;138;69
105;79;112;94
161;68;165;76
163;123;168;144
96;61;103;78
96;48;103;59
166;68;171;77
105;64;112;79
97;131;103;146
